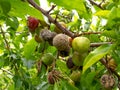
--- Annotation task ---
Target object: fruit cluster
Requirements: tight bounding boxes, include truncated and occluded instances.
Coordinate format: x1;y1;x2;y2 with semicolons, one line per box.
27;16;90;84
27;16;118;87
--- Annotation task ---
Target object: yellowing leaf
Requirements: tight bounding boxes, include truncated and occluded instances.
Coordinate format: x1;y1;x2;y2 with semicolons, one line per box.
94;10;110;18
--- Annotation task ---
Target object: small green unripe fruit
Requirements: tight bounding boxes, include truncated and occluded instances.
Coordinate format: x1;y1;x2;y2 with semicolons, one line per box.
41;53;55;65
72;37;90;54
72;52;87;66
70;70;81;82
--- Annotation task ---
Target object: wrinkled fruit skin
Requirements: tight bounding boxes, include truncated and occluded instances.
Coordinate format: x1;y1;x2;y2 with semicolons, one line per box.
72;51;87;66
72;37;90;54
27;16;39;32
53;34;71;51
41;53;55;65
40;29;57;45
100;74;115;89
66;57;75;69
70;70;81;82
108;59;117;71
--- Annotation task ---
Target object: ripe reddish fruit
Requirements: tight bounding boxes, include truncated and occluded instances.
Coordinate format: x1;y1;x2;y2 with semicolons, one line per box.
27;16;39;32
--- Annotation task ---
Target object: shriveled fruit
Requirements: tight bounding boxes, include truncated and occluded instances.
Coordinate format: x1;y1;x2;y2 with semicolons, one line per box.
108;59;117;71
66;57;75;69
47;70;61;84
72;51;87;66
100;74;115;89
72;36;90;54
41;53;55;65
34;34;42;43
40;29;56;41
27;16;39;32
70;70;81;82
53;34;71;51
40;29;57;45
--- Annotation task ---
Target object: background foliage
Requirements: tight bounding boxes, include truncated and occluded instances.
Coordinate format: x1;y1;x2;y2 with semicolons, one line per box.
0;0;120;90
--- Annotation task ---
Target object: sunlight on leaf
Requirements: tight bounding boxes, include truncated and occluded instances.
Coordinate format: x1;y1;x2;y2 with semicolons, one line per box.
9;0;43;20
48;0;86;15
83;44;113;74
23;38;38;60
94;10;110;18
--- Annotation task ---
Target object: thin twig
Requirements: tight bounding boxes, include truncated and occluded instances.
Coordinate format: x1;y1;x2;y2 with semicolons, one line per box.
90;42;112;47
27;0;74;38
1;68;13;76
100;59;120;80
54;12;59;23
47;5;56;14
75;31;101;37
88;0;103;9
0;26;10;50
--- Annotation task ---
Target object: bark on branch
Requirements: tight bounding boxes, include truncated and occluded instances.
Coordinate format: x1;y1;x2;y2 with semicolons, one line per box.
27;0;74;38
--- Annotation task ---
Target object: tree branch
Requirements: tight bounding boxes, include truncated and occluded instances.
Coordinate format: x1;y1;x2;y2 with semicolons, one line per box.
88;0;103;9
27;0;74;38
100;59;120;80
0;26;10;50
90;42;112;47
1;68;13;76
47;5;56;14
75;31;101;37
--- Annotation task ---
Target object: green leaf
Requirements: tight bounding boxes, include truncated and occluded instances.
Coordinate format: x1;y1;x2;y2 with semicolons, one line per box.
48;0;86;15
9;0;43;20
54;83;59;90
83;44;113;74
6;16;19;30
0;59;4;67
102;30;118;39
85;71;96;85
106;7;120;29
56;59;70;73
0;0;11;14
94;10;110;18
23;38;38;60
